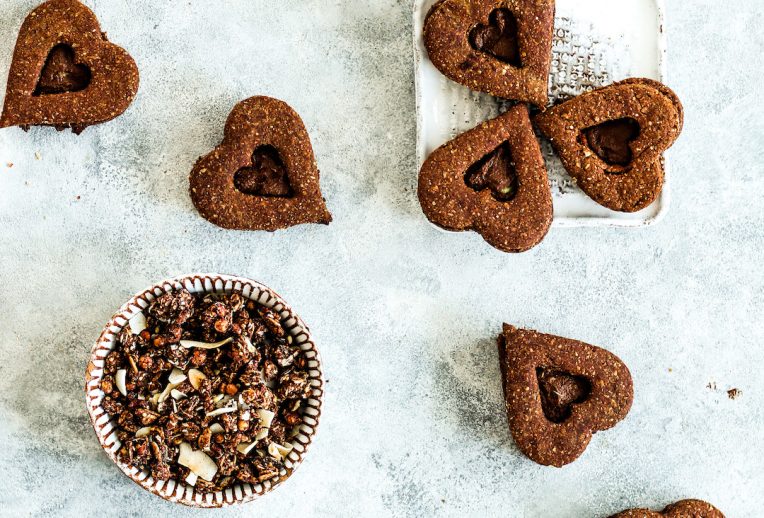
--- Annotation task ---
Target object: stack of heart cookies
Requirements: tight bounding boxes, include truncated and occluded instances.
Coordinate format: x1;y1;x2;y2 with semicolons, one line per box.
418;0;684;253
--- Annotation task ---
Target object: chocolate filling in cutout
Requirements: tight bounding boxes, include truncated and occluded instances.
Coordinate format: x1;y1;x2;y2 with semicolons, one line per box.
233;145;294;197
582;118;641;172
469;8;521;67
33;44;92;96
465;142;519;201
536;367;592;423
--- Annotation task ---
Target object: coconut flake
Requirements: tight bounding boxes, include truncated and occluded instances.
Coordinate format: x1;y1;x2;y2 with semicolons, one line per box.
179;337;234;350
171;389;187;400
209;423;225;434
206;401;237;417
257;409;275;429
236;442;257;455
185;472;198;487
178;442;218;482
255;428;269;441
168;368;187;385
157;382;179;404
188;369;207;389
135;427;152;438
128;312;148;335
115;370;127;397
268;442;293;461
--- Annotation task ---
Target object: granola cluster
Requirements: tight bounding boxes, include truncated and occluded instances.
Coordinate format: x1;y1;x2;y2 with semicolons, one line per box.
100;288;312;493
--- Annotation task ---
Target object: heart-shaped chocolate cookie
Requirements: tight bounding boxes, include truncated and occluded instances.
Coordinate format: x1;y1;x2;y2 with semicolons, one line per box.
497;324;633;467
189;96;332;231
0;0;139;134
534;78;684;212
611;499;725;518
424;0;555;106
418;104;552;253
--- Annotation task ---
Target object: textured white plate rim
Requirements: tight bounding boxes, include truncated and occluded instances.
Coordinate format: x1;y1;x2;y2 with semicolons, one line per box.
413;0;670;229
85;273;324;508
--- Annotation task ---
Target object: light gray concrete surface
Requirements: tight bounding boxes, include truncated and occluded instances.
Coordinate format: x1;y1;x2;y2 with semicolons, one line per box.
0;1;762;516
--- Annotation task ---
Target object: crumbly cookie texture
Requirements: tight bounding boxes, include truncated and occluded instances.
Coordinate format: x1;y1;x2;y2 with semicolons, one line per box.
497;324;633;467
0;0;139;133
610;499;725;518
534;78;684;212
423;0;555;106
418;104;552;253
189;96;332;231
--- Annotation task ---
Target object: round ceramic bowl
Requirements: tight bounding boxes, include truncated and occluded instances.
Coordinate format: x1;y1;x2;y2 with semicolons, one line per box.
85;274;324;507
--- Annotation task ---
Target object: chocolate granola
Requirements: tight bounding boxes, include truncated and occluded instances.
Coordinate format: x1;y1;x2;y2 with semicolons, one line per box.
100;288;312;493
0;0;139;133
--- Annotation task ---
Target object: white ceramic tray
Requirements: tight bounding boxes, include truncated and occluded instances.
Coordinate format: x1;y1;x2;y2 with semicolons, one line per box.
414;0;668;227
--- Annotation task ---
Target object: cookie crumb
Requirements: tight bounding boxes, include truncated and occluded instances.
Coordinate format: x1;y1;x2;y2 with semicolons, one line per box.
6;162;13;168
727;388;740;400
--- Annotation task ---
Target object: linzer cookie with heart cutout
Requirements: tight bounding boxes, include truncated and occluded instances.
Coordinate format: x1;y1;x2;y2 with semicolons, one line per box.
0;0;139;134
611;499;725;518
534;78;683;212
189;96;332;231
423;0;555;106
497;324;633;467
418;104;552;253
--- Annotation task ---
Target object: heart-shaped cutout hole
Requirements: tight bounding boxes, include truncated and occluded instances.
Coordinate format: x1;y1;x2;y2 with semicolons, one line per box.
536;367;591;423
469;8;521;67
464;142;519;201
33;44;92;96
582;117;641;172
233;145;294;197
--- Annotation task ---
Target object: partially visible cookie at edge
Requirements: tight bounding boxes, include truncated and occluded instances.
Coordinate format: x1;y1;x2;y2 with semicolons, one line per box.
0;0;139;133
610;499;725;518
423;0;555;106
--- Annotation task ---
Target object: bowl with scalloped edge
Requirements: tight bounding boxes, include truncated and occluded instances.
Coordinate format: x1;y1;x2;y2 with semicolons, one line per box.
85;273;324;507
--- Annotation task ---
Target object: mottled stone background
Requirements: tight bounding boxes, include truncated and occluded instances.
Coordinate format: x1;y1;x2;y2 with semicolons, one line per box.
0;1;761;516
